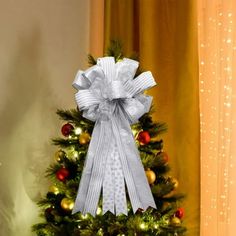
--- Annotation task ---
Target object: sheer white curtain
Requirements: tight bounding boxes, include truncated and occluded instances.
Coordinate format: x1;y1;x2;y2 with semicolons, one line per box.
198;1;236;235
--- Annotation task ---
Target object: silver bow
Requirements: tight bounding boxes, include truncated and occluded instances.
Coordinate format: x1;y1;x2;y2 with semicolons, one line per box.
72;57;157;216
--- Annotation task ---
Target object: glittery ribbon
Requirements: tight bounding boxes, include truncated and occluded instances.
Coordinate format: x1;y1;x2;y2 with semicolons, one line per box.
72;57;157;216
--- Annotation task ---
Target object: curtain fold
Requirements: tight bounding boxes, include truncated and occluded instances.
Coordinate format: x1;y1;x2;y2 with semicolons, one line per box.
89;0;104;57
198;1;236;235
103;0;200;235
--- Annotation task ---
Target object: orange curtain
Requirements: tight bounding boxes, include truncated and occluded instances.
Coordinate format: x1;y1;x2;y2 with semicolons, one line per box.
198;1;236;235
90;0;200;234
89;0;105;57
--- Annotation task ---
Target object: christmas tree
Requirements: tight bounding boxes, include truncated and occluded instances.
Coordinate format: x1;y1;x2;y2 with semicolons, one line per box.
32;42;186;236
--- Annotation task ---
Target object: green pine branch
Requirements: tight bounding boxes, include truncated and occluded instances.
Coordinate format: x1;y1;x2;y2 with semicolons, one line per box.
149;122;168;137
152;183;175;197
37;198;52;208
52;138;88;149
105;40;124;61
56;109;94;132
141;153;170;170
88;54;97;66
139;140;163;153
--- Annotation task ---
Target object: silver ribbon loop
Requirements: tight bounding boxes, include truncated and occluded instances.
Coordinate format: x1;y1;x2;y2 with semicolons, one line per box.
72;57;157;216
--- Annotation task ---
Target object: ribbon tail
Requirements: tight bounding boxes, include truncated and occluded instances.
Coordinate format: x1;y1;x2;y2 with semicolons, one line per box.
112;114;157;213
72;120;111;216
113;144;127;215
111;118;142;213
102;141;115;215
71;121;101;215
103;138;128;215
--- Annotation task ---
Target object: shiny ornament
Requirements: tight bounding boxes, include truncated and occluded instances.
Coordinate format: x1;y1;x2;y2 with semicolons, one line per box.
157;151;169;164
56;167;70;181
54;150;66;163
137;131;151;145
49;185;59;195
170;216;181;226
61;123;74;137
162;152;169;163
145;168;156;184
79;132;91;145
175;207;184;219
60;198;74;211
172;177;179;189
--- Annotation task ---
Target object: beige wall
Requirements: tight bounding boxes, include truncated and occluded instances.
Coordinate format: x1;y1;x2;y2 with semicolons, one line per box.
0;1;90;235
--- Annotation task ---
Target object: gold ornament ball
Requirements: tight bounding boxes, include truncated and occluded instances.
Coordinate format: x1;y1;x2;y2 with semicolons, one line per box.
145;168;156;184
60;198;74;211
55;150;66;163
49;185;59;195
79;132;91;145
170;216;181;226
172;177;179;189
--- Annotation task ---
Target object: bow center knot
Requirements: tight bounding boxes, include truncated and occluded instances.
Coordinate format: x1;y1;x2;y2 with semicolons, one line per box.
98;100;116;120
106;81;127;100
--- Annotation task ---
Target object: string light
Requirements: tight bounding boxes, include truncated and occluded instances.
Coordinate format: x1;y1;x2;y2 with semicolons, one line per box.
80;213;89;219
72;151;79;158
74;127;82;135
96;207;102;215
153;223;159;229
139;222;147;230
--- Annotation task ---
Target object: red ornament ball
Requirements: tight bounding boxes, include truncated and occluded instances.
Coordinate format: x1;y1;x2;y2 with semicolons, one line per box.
162;152;169;163
56;167;70;181
175;207;184;219
157;151;169;164
61;123;74;137
137;131;151;145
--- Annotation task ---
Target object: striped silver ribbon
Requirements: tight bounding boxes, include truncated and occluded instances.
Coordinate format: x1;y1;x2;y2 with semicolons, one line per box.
72;57;157;216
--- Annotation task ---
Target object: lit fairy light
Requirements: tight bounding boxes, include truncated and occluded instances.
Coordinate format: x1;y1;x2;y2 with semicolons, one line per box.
96;207;102;215
74;127;82;135
139;222;147;230
80;214;89;219
73;151;79;158
153;223;159;229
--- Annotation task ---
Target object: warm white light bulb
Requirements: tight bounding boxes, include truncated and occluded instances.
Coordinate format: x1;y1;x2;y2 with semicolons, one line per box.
75;127;82;135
